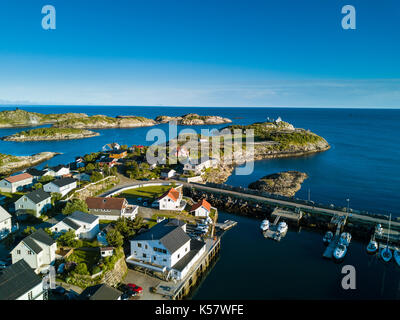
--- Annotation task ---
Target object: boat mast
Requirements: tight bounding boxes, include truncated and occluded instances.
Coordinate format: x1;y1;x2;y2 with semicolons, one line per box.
386;213;391;248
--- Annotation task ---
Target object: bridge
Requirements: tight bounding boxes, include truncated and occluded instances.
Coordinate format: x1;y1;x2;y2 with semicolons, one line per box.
100;179;400;231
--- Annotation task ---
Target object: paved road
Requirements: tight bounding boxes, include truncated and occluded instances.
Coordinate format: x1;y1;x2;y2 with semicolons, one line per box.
100;179;399;229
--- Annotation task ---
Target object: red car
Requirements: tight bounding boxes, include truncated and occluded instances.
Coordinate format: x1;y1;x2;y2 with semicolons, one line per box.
127;283;143;294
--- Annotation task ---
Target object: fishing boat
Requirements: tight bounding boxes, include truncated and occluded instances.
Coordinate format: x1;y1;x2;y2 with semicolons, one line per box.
333;244;347;260
394;249;400;267
380;214;392;262
277;221;288;234
366;239;378;254
323;231;334;244
339;232;352;246
260;219;270;231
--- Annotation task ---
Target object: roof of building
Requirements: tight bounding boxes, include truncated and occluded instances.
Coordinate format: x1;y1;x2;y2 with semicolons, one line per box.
26;168;48;177
4;173;33;184
80;284;122;300
62;217;81;230
27;228;56;247
133;219;190;254
49;165;69;172
158;187;180;202
48;177;76;188
190;199;211;212
24;189;51;204
85;197;126;211
0;260;42;300
172;239;206;271
0;206;11;222
70;210;99;224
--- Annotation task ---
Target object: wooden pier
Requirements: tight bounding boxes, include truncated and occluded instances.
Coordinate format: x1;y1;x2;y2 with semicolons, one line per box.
263;215;288;241
271;207;303;223
323;214;346;259
215;220;237;231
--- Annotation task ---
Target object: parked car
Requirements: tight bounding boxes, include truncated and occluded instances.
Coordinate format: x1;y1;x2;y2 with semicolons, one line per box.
121;291;137;300
142;202;148;207
127;283;143;294
0;262;7;270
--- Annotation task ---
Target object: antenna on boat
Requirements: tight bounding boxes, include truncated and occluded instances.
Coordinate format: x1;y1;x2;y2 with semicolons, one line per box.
386;213;391;249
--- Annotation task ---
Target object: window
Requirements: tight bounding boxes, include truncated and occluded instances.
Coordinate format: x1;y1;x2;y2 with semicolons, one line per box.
145;245;148;249
177;254;180;259
27;250;32;255
137;243;142;248
153;256;156;261
17;250;21;254
143;253;147;258
28;291;33;300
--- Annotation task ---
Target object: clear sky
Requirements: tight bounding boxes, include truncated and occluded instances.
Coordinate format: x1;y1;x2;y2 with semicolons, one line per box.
0;0;399;107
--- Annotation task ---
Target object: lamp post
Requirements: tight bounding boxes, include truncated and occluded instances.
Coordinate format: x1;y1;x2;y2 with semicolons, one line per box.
346;198;350;215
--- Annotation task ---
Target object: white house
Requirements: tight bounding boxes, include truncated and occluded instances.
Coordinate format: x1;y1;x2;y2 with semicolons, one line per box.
43;177;77;197
72;172;91;182
183;157;219;175
0;173;33;193
102;143;120;152
0;206;12;240
25;168;52;182
46;165;70;178
190;199;211;217
127;219;206;280
0;260;45;300
15;190;52;217
175;146;189;158
50;211;99;240
161;169;176;179
100;247;114;258
86;197;138;221
11;229;57;274
156;187;184;211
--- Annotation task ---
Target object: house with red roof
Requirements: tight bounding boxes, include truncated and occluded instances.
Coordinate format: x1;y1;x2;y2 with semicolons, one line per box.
156;187;184;211
190;199;212;217
0;173;33;193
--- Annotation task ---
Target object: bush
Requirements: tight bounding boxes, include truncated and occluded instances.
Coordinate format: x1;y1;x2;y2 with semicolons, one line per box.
91;266;101;275
74;263;89;275
62;199;88;215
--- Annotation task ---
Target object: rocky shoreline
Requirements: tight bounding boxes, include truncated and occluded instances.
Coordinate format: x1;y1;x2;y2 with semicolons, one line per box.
2;129;100;141
155;113;232;125
248;171;308;197
0;152;60;175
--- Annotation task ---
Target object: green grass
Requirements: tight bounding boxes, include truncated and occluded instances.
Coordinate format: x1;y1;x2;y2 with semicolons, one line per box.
11;127;90;137
118;185;172;200
67;249;100;266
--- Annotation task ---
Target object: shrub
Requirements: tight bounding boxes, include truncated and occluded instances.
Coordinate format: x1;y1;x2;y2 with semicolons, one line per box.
74;263;89;275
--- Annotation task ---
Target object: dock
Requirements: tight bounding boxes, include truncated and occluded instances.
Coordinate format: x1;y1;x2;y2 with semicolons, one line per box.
323;214;346;259
215;220;237;231
271;207;303;223
263;215;287;241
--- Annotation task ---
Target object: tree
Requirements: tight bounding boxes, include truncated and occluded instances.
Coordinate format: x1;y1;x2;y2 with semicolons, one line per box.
39;175;54;183
32;182;43;190
106;229;124;247
85;163;95;173
62;199;88;215
57;230;78;247
90;171;103;183
115;218;135;238
23;226;36;236
44;228;54;237
74;262;89;275
51;192;62;205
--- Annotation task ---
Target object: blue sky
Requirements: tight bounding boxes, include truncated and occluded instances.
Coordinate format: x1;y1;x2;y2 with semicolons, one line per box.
0;0;399;107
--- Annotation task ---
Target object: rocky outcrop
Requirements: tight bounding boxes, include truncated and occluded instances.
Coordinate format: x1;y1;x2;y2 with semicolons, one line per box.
0;109;88;128
155;113;232;125
2;129;99;141
0;152;60;175
248;171;308;197
53;115;157;129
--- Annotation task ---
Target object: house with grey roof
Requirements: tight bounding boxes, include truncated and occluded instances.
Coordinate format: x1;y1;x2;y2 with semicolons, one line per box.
0;206;12;240
127;219;206;280
46;165;70;177
80;284;122;300
14;189;52;217
43;177;77;197
50;211;99;240
11;229;57;274
0;260;45;300
25;168;52;182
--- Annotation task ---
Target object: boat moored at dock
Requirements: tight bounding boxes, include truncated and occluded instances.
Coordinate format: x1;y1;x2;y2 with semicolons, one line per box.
333;244;347;260
323;231;333;245
260;219;270;231
366;239;378;254
380;246;392;262
394;249;400;267
339;232;352;246
277;221;288;234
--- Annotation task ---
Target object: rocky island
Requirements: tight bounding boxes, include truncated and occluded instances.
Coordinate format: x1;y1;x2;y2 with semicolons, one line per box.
0;109;87;128
248;171;308;197
2;127;100;141
52;114;157;129
199;118;330;183
155;113;232;125
0;152;59;175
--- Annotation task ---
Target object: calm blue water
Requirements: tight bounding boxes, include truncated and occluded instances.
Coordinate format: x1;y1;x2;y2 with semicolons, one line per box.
1;106;399;216
1;105;400;299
